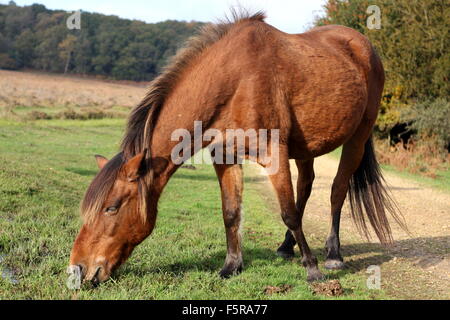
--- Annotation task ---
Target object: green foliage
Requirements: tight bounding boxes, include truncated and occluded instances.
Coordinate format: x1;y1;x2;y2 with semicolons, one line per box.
375;85;409;138
0;3;203;80
0;52;16;69
401;98;450;151
315;0;449;100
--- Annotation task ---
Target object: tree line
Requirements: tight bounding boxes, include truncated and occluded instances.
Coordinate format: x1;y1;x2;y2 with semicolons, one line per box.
0;2;204;81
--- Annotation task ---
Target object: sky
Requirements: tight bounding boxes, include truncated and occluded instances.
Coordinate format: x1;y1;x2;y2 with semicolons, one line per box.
2;0;327;33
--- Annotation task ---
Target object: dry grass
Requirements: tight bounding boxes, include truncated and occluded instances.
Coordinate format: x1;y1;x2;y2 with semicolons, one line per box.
0;70;148;120
375;139;449;179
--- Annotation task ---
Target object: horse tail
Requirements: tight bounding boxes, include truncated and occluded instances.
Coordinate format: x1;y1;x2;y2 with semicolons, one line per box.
348;136;407;244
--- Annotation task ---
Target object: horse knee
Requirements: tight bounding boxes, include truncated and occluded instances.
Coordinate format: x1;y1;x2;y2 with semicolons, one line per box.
223;209;240;228
281;212;300;230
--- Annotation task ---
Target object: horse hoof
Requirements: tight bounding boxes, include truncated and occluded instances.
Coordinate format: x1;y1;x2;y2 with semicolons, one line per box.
306;268;325;282
219;264;242;279
324;259;345;270
276;249;295;260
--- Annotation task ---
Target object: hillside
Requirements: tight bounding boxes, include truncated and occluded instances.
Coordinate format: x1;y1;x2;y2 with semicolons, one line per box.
0;2;204;80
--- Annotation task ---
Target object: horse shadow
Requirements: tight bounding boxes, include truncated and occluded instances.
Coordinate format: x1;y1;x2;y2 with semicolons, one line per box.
174;172;268;184
313;235;449;279
117;247;285;279
116;235;449;279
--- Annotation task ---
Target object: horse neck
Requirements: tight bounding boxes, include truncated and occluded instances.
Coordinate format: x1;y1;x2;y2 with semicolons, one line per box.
148;58;239;194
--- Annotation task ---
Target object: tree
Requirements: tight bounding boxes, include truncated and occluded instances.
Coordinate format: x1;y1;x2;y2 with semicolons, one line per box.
315;0;449;100
58;34;77;73
0;3;203;79
14;28;36;67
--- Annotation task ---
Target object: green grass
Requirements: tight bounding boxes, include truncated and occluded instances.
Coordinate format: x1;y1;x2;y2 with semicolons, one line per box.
0;119;388;299
381;165;450;192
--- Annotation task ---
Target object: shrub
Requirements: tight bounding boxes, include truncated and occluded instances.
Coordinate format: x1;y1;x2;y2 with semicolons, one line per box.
401;99;450;152
55;109;81;120
26;110;51;120
53;108;122;120
0;53;18;70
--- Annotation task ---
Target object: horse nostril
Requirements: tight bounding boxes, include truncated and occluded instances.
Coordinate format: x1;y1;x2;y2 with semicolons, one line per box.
76;264;87;281
90;266;101;287
77;264;85;275
91;277;100;287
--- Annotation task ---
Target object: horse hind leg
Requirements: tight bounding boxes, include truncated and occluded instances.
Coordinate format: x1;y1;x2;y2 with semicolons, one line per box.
265;151;323;282
213;163;244;278
325;136;367;269
277;159;314;259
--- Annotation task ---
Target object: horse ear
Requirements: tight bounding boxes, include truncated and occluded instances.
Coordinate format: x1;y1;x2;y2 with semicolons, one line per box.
94;155;109;170
123;149;147;181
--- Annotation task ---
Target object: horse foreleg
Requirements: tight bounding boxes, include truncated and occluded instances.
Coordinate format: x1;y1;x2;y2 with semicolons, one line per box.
213;163;244;278
277;229;296;259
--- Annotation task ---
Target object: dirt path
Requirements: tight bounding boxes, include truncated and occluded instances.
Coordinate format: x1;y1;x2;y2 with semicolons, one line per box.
254;155;449;299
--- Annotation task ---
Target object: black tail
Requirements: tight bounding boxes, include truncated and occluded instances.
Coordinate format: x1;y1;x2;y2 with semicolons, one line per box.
348;136;407;245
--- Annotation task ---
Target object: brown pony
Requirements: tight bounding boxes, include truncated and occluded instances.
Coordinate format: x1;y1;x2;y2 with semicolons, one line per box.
69;12;405;285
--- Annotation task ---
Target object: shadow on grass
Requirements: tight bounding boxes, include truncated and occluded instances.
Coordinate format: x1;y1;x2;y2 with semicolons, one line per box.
117;247;288;278
115;236;449;281
174;172;269;184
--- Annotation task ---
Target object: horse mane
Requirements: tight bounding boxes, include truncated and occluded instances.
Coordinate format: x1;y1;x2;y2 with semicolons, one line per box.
81;10;266;224
120;9;266;159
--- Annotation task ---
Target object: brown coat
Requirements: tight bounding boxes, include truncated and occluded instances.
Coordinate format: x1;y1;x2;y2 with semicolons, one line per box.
69;12;404;285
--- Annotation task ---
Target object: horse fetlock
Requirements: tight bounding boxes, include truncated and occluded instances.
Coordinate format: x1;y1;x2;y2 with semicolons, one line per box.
306;267;325;282
325;239;343;262
325;247;343;260
276;230;296;259
301;256;318;269
299;256;324;282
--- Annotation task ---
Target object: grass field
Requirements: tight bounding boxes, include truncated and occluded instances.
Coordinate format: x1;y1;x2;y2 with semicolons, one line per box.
0;118;389;300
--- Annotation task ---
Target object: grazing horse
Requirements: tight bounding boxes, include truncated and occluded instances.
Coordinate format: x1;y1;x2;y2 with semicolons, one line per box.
69;12;405;285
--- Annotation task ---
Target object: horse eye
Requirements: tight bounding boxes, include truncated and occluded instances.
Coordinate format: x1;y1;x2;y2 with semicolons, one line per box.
105;206;118;214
